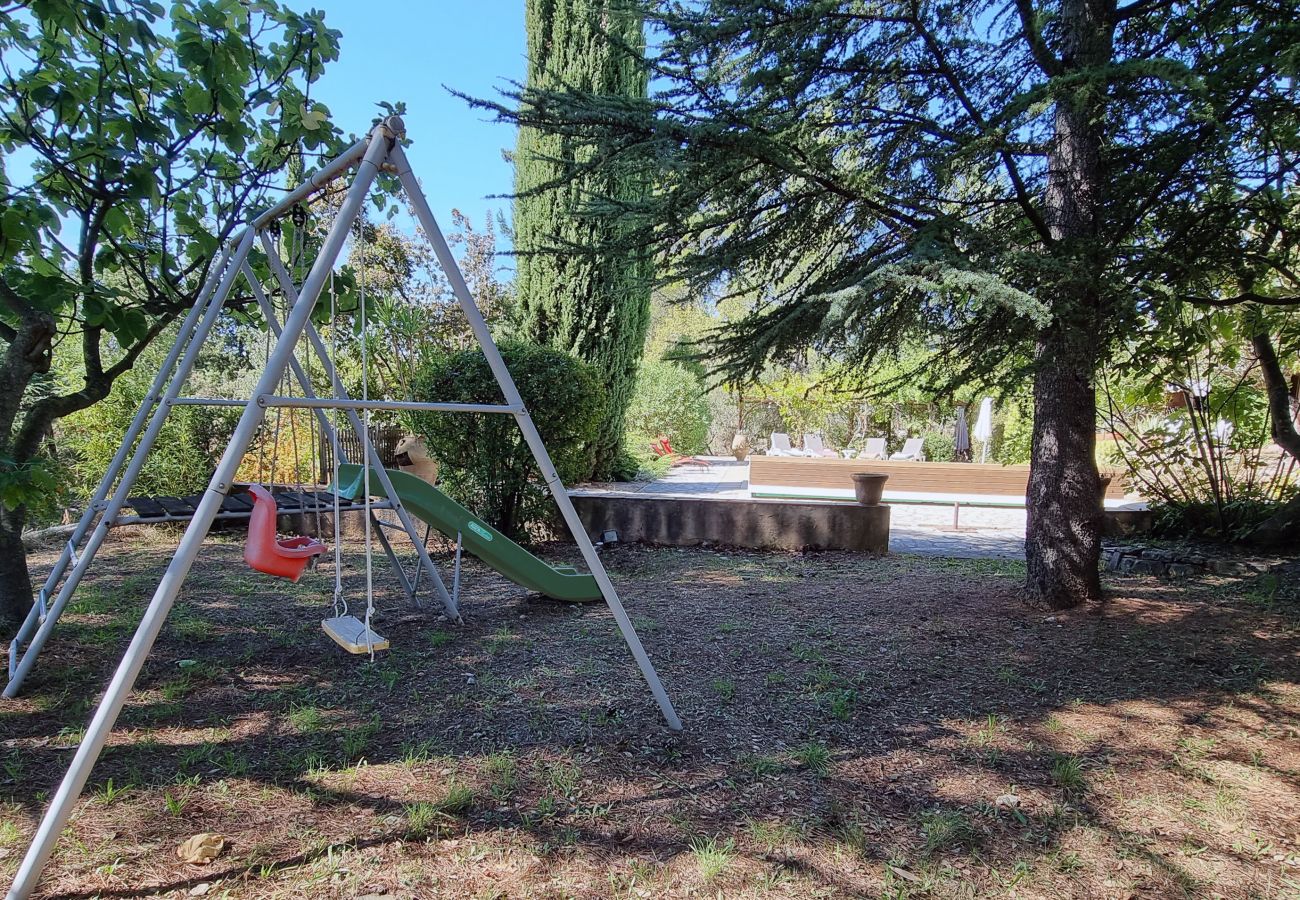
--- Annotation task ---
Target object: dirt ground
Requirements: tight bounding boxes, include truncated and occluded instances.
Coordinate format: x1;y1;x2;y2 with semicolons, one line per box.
1;531;1298;899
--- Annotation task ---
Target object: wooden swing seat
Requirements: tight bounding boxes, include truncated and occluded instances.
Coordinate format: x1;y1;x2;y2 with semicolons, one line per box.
244;485;326;582
321;615;389;654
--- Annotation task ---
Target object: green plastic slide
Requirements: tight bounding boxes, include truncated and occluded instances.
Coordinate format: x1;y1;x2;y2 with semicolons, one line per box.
336;464;602;602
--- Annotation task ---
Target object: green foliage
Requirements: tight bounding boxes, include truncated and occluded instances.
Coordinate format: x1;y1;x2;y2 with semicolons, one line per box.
512;0;653;476
0;0;344;351
404;343;606;540
1150;499;1290;542
0;455;60;519
994;396;1035;466
56;333;244;505
1102;306;1298;536
624;360;712;456
920;430;955;463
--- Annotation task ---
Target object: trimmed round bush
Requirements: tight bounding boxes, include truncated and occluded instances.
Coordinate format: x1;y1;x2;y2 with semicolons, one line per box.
403;343;606;540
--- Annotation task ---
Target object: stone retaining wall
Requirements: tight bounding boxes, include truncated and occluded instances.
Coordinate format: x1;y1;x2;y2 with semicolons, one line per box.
1104;543;1284;578
570;494;890;553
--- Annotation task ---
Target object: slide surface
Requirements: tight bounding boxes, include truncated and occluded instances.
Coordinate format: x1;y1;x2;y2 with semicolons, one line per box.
337;464;602;602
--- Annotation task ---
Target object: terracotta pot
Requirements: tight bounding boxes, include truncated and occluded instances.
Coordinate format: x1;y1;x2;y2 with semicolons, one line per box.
852;472;889;505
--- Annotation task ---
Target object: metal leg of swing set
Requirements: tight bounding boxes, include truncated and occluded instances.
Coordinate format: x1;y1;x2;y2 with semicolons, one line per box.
371;512;420;607
451;530;463;612
409;521;434;598
4;232;255;700
393;145;681;732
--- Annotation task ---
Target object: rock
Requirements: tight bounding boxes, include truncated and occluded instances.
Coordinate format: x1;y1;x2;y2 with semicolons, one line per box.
1167;563;1199;578
177;833;225;865
1209;559;1250;576
1129;558;1167;576
1119;556;1139;574
188;884;212;897
995;793;1020;810
1141;548;1175;562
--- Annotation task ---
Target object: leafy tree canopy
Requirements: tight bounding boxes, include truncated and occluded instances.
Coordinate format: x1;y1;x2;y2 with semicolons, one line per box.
477;0;1298;392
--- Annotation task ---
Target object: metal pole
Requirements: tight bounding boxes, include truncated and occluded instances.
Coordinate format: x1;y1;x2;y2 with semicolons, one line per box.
3;119;397;900
371;517;419;605
3;229;256;699
257;396;519;415
6;241;235;682
391;145;681;731
258;232;461;621
250;136;370;228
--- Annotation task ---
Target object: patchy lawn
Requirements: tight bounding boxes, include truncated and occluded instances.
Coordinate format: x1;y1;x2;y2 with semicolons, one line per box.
1;531;1298;898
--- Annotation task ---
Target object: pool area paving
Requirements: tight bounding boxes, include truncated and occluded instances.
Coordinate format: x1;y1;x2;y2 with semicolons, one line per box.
572;458;1028;559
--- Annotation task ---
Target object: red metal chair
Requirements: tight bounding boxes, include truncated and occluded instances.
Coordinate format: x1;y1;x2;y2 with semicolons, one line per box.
243;485;326;582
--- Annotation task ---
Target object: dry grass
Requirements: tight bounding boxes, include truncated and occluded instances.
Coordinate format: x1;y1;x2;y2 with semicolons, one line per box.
1;533;1298;898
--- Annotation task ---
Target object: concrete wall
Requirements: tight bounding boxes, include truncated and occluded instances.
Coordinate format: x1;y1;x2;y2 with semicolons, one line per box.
571;494;890;553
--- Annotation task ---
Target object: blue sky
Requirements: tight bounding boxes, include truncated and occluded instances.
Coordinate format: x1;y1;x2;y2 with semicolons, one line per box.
310;0;526;237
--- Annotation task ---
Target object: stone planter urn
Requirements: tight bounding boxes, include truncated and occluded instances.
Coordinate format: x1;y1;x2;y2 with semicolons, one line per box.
731;431;751;461
852;472;889;506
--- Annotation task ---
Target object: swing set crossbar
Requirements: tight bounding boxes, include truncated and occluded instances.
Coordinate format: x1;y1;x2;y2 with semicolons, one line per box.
256;395;520;415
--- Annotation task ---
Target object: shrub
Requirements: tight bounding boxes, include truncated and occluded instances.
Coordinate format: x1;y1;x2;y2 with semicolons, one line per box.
1151;498;1290;542
624;359;712;455
994;397;1034;465
403;343;606;540
921;429;956;462
57;347;243;504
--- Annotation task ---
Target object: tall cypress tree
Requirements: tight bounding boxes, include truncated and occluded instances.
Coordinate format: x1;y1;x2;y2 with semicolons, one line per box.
512;0;652;478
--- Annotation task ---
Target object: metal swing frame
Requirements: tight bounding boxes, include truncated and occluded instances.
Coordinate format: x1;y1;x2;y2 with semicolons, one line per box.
3;117;681;900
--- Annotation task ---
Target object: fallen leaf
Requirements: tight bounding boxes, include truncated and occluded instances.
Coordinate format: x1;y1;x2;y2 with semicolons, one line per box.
177;833;225;865
889;865;921;883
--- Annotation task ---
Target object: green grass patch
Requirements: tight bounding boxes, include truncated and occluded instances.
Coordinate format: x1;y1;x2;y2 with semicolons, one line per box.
919;808;981;854
689;835;736;882
791;741;831;776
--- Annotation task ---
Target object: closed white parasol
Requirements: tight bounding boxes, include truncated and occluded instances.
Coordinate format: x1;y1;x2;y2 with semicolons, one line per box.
973;397;994;462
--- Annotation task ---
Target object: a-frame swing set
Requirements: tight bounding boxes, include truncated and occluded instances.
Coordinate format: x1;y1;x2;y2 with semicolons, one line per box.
3;117;681;900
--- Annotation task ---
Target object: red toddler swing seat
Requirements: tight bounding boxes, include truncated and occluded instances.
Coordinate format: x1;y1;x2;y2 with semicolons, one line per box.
244;485;326;582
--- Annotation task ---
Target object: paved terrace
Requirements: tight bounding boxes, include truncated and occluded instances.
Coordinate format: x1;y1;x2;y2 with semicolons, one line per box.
571;458;1029;559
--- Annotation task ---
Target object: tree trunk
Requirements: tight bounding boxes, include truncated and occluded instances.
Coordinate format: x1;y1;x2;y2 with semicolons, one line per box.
1246;331;1300;549
0;507;34;628
1026;327;1104;607
1024;0;1111;608
0;306;57;629
1251;331;1300;460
